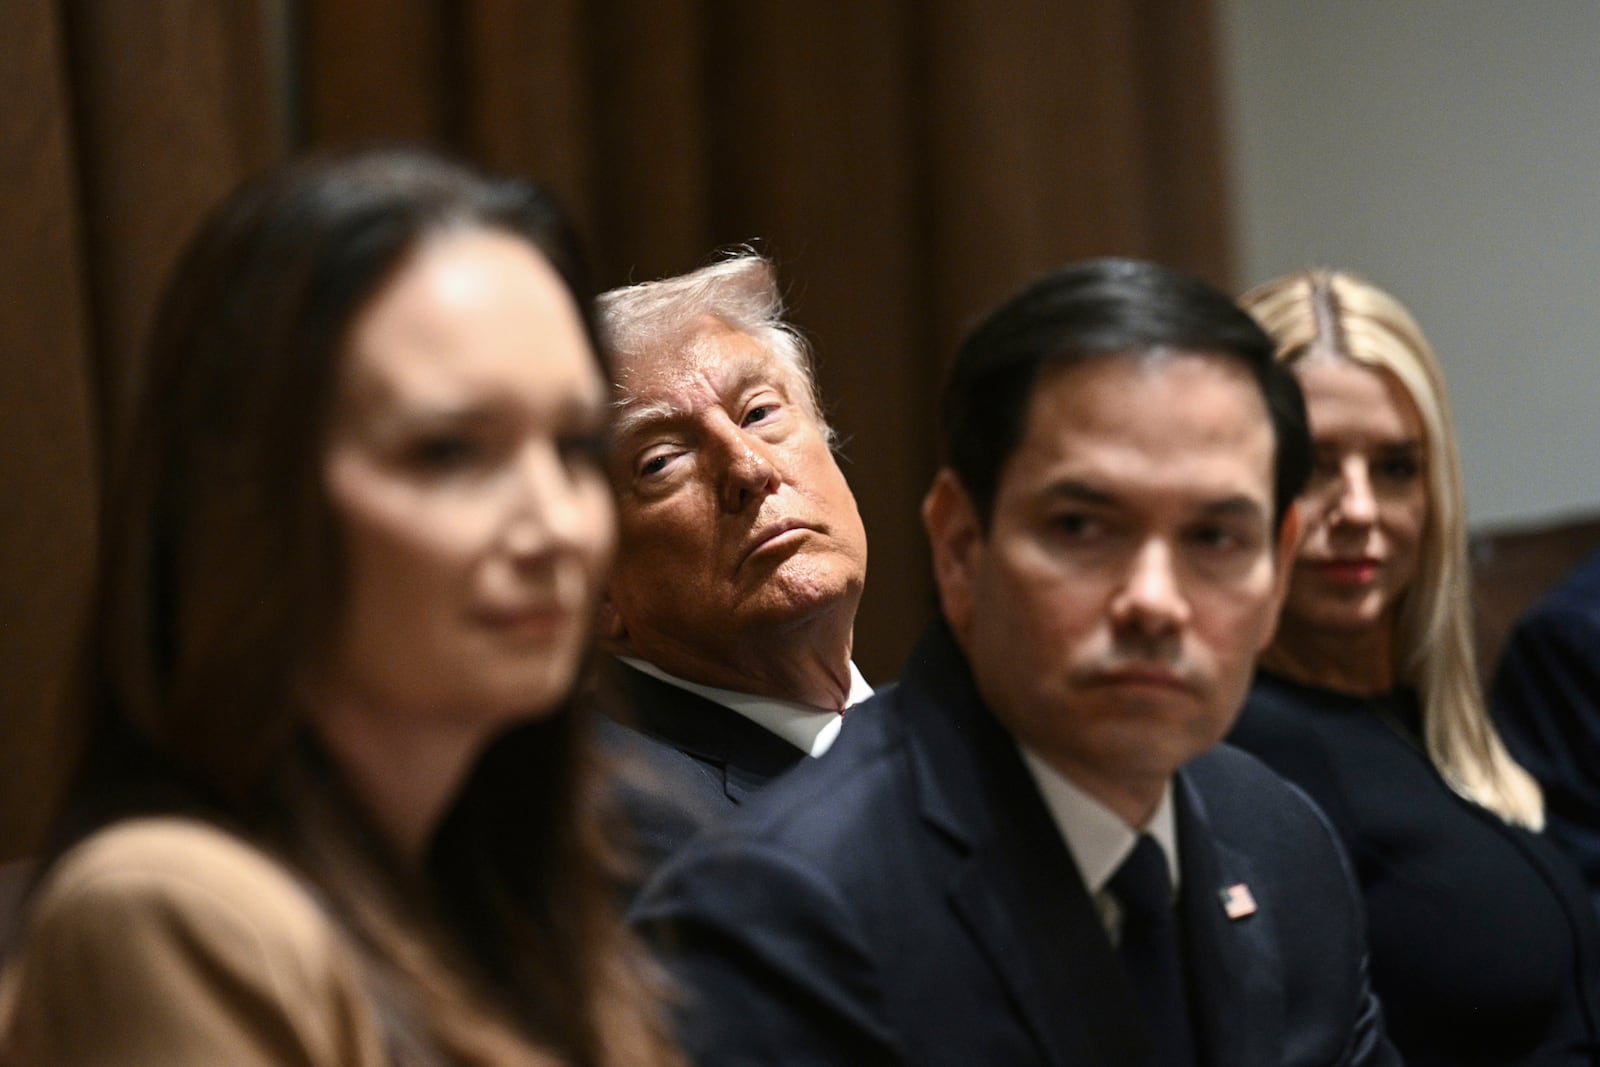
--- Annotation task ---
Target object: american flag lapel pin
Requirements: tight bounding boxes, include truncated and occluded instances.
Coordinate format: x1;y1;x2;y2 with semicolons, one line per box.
1219;882;1257;920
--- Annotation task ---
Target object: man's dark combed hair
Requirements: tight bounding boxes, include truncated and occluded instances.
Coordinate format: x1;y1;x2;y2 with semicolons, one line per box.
939;257;1312;529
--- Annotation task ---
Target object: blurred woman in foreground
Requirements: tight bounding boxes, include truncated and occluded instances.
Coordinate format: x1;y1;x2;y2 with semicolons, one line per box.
0;149;680;1066
1229;269;1600;1066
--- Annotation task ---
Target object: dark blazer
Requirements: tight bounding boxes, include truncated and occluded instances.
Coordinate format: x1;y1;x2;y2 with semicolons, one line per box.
1493;548;1600;917
594;659;813;881
633;624;1399;1067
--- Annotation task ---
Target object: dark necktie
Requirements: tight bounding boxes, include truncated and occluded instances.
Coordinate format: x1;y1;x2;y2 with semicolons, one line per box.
1109;834;1198;1067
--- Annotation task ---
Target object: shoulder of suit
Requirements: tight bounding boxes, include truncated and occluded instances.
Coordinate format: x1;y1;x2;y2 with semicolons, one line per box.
1231;676;1345;753
1188;744;1337;834
1191;741;1305;786
727;700;909;844
598;712;728;793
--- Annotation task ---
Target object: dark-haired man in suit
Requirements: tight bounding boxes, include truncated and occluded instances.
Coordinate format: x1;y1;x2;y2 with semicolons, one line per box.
634;258;1399;1065
593;253;872;867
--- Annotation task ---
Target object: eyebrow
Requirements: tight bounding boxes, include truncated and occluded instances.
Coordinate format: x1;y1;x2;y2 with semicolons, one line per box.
609;357;782;443
1195;496;1270;522
609;397;680;443
1047;480;1268;521
1047;481;1118;507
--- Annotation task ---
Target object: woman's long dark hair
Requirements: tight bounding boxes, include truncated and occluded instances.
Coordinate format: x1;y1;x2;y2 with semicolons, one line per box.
57;147;679;1066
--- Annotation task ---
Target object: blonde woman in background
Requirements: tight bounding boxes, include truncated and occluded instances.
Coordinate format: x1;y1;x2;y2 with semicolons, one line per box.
1229;269;1600;1066
0;149;682;1067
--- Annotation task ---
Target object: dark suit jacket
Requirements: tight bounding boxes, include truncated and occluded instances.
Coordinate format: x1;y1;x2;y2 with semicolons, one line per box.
633;624;1399;1066
1493;548;1600;917
595;659;814;883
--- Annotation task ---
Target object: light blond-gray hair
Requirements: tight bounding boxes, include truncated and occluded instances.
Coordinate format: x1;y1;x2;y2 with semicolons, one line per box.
596;251;834;443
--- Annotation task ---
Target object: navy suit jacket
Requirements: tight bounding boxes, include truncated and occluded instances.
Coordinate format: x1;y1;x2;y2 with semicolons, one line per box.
633;624;1399;1066
595;659;813;883
1493;548;1600;917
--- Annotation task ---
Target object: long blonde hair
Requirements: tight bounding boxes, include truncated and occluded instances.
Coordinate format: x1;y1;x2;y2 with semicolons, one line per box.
1241;269;1543;829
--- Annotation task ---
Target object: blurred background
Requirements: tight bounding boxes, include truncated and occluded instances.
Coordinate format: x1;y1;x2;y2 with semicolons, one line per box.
4;0;1597;861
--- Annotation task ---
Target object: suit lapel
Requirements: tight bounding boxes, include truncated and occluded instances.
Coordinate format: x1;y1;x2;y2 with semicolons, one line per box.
946;832;1151;1066
610;661;807;802
901;625;1151;1067
1175;767;1282;1066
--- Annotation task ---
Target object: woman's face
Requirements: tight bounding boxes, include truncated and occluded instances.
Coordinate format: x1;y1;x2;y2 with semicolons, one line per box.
1281;357;1429;637
320;228;615;732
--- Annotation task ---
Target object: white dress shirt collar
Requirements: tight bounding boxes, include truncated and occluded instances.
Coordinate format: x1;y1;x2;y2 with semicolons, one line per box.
618;657;872;757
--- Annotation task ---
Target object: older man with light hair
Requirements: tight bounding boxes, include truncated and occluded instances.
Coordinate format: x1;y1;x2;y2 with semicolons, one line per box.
593;253;871;866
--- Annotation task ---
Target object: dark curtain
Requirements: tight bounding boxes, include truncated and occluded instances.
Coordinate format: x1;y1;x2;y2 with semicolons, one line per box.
0;0;1235;860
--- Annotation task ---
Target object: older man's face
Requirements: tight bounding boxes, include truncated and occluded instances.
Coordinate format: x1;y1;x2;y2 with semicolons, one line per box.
603;322;866;678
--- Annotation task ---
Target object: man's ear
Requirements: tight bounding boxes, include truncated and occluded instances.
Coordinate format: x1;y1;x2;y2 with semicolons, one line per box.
597;591;627;647
1260;501;1303;650
922;469;984;641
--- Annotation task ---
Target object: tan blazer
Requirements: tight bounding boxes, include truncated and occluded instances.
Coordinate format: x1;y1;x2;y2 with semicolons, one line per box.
0;817;388;1066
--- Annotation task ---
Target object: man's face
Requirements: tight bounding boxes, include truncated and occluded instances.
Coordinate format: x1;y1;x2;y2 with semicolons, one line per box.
603;322;867;681
926;351;1293;818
